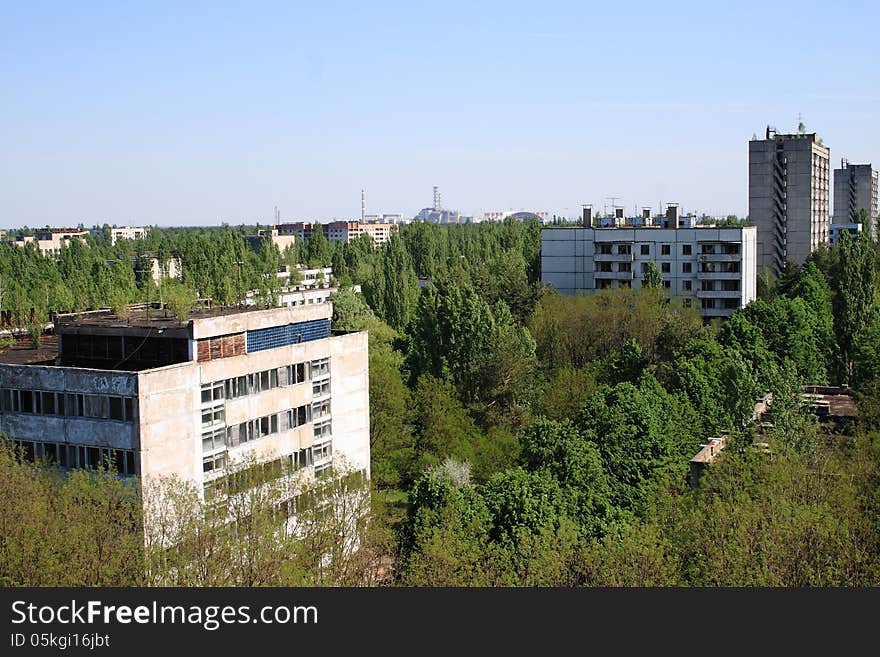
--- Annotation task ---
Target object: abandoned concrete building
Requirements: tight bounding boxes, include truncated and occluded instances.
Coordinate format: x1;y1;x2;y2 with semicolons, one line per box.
0;301;370;511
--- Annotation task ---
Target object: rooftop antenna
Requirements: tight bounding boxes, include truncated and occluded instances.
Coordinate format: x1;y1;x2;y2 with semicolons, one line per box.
606;196;619;216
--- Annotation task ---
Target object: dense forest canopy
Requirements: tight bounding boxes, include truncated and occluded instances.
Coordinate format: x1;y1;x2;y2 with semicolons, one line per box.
2;218;880;585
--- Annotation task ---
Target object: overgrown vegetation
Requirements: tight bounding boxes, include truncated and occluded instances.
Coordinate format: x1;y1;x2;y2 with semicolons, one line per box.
3;217;880;585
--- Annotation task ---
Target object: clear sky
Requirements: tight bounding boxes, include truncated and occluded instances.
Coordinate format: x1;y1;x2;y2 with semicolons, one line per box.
2;1;878;227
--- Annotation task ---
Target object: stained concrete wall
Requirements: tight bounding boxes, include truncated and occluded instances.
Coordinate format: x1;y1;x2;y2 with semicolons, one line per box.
0;364;139;450
136;361;201;483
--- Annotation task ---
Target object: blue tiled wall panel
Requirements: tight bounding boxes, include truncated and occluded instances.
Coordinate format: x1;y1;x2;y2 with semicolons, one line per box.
246;319;331;353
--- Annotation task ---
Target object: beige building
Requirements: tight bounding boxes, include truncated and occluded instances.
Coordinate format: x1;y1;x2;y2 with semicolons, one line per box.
0;302;370;515
749;127;830;275
110;226;149;245
246;227;298;254
324;221;396;245
6;228;89;257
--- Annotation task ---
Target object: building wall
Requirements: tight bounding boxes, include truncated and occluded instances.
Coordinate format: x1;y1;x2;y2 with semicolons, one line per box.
137;361;201;483
749;133;829;275
834;164;878;239
541;226;756;318
0;365;139;452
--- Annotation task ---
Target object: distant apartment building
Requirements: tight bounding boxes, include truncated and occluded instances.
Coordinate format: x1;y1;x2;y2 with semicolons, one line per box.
364;213;410;225
748;127;830;275
271;222;395;246
829;222;863;246
541;206;757;318
0;302;370;517
110;226;149;245
482;210;550;224
130;253;182;284
833;161;878;239
245;227;298;254
324;221;396;245
5;228;89;257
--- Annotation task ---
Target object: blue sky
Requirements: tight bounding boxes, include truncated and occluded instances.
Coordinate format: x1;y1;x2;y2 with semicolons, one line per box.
1;1;878;227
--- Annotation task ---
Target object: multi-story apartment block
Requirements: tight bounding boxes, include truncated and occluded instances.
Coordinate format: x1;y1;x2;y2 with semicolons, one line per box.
748;127;830;275
833;161;878;239
5;228;89;257
829;222;863;246
541;206;757;318
245;227;298;254
110;226;149;245
0;302;370;517
324;221;396;245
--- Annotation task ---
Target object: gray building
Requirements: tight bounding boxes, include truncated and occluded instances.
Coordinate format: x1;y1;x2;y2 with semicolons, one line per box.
833;161;878;239
541;206;757;319
0;302;370;525
748;127;830;275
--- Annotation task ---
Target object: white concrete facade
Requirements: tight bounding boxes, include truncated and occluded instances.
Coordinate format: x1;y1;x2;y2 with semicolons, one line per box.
0;303;370;511
110;226;149;245
541;225;757;318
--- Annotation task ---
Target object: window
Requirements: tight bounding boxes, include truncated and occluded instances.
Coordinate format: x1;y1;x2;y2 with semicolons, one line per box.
314;420;332;440
618;280;631;289
661;262;670;273
682;262;692;273
661;244;670;256
616;244;631;255
701;244;716;255
640;244;650;255
597;279;612;289
312;400;330;419
311;358;330;379
618;262;631;273
663;280;671;289
202;428;226;452
598;262;612;272
109;396;124;420
597;244;612;255
682;244;692;255
683;280;692;291
203;454;226;473
721;280;740;292
640;262;648;273
701;280;715;291
313;379;331;397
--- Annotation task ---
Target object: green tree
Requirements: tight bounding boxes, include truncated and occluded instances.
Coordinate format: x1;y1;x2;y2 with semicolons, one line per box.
832;231;877;382
641;261;663;289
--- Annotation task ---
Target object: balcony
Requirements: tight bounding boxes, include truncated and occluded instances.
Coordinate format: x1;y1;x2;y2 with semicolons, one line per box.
697;253;741;263
594;271;634;280
594;252;634;262
696;270;741;280
700;306;739;318
696;289;741;299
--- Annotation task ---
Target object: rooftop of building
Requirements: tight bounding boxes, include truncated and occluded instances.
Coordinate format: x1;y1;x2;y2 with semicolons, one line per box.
52;300;331;332
0;334;60;366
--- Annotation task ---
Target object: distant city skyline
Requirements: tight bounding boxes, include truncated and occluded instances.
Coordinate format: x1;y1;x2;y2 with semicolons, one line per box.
2;1;879;227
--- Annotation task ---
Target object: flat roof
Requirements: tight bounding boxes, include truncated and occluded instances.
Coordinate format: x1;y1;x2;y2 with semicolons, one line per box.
0;334;59;365
54;302;313;331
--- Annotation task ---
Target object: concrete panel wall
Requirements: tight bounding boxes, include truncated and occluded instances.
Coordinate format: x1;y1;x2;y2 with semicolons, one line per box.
137;362;201;483
328;332;370;478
